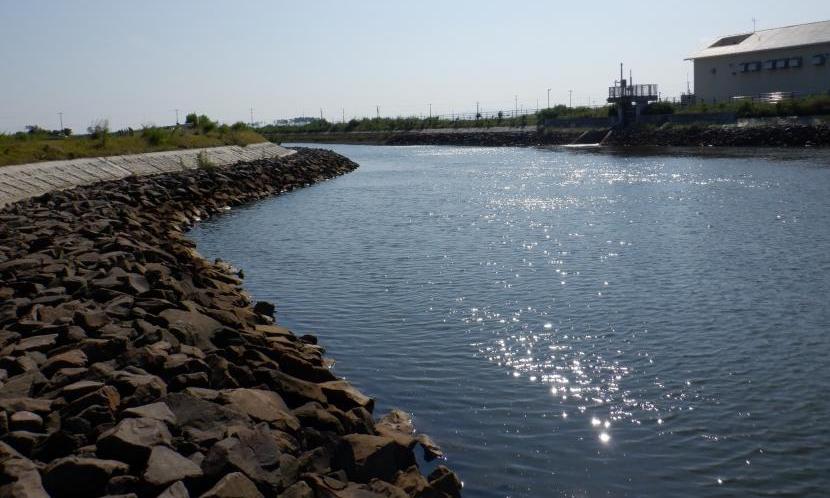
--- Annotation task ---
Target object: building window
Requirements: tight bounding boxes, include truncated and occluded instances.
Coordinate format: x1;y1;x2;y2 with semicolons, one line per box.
813;54;826;66
764;60;777;70
789;57;803;68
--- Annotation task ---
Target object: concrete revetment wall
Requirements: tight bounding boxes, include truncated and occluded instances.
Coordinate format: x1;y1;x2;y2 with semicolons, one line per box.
0;142;294;208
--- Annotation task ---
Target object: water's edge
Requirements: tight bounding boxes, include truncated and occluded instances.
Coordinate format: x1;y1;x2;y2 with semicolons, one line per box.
0;148;462;497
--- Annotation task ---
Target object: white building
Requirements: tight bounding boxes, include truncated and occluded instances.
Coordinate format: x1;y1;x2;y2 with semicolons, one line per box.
689;20;830;103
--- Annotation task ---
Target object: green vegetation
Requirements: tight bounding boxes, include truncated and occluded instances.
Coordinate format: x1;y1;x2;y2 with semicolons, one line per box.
262;95;830;139
259;104;618;138
0;114;265;167
645;94;830;118
196;150;216;170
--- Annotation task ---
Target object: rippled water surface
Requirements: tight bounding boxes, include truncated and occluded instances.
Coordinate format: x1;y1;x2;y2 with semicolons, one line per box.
189;144;830;497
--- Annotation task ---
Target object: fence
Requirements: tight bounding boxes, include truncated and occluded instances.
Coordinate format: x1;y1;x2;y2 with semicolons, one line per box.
608;84;659;99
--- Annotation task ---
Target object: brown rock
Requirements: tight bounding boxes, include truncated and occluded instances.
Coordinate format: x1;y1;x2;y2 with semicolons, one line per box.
143;445;203;487
65;385;120;415
61;380;104;401
159;309;223;352
255;369;327;407
201;437;276;487
8;411;42;432
42;456;129;498
199;472;263;498
158;481;190;498
97;417;172;465
428;466;462;498
280;481;314;498
75;309;110;330
121;402;176;425
0;397;52;415
319;380;375;413
41;349;87;375
293;403;345;434
0;454;49;498
220;389;299;430
111;371;167;405
393;466;431;497
12;334;57;354
333;434;416;483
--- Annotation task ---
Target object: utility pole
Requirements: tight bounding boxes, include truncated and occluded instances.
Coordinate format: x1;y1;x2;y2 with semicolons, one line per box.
173;109;179;125
547;88;551;109
752;17;757;32
429;103;432;119
569;90;573;108
58;112;63;132
376;106;380;119
476;101;480;119
249;107;254;126
514;95;518;117
342;108;345;123
320;108;324;121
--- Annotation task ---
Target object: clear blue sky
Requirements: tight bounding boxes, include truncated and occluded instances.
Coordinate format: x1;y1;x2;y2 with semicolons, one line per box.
2;0;829;132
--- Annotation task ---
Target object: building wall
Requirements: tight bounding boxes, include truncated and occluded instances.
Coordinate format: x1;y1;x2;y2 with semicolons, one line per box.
694;43;830;103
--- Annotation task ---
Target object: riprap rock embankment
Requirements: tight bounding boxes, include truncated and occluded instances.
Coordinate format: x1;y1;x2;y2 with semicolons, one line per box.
0;148;462;498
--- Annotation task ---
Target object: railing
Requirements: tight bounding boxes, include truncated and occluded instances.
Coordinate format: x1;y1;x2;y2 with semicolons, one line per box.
608;84;659;99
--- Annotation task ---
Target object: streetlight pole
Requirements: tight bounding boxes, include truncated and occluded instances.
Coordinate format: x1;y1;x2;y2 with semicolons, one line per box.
547;88;551;109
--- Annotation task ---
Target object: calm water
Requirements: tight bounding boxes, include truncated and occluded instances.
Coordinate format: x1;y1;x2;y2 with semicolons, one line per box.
189;144;830;497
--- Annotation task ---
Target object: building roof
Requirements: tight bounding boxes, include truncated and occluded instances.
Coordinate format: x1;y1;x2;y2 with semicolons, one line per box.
689;20;830;59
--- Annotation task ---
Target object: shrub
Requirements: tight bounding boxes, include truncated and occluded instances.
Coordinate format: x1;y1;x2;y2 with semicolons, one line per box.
141;126;165;146
185;113;198;126
230;121;248;131
196;151;216;170
198;115;216;134
87;119;110;146
643;102;675;115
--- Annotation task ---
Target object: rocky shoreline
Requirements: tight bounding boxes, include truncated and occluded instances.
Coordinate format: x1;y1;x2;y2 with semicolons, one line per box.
0;148;462;497
269;123;830;148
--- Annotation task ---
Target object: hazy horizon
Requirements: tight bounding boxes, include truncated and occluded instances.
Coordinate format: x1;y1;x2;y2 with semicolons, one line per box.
2;0;829;133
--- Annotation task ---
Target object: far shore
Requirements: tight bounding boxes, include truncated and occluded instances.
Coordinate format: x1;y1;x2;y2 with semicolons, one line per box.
265;122;830;148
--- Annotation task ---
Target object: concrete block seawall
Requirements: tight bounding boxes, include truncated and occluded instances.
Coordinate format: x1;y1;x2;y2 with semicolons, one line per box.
0;142;295;208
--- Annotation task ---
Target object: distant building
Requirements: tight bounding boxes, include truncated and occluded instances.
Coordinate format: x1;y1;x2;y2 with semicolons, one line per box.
688;20;830;103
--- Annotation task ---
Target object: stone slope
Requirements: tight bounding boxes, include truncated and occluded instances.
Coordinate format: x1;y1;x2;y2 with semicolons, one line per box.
0;148;462;497
0;143;294;209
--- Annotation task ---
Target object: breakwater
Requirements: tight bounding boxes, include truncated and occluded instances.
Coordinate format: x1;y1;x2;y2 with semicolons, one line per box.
268;123;830;148
0;149;462;497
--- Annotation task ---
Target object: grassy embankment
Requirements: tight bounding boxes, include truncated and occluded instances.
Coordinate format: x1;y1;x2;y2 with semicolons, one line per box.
0;114;265;167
